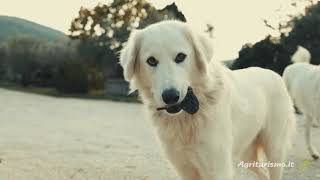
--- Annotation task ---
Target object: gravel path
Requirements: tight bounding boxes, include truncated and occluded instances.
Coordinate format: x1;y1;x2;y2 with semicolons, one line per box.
0;88;319;180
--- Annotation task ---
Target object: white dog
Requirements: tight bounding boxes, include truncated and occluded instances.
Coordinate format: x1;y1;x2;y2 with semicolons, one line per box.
120;21;295;180
283;46;320;160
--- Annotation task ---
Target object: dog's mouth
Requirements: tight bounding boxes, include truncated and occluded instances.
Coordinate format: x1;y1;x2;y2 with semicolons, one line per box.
156;87;199;114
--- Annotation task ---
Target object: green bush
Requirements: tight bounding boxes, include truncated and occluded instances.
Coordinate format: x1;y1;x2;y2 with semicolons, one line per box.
55;60;89;94
87;67;105;90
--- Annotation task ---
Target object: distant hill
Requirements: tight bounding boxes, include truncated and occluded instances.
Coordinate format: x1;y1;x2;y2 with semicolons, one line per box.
0;16;68;43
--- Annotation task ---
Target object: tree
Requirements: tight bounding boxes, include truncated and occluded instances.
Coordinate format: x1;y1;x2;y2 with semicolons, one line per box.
2;35;82;88
69;1;186;78
6;36;45;85
232;36;292;75
232;1;320;74
69;0;150;49
70;1;185;48
55;60;89;94
0;45;7;79
281;1;320;64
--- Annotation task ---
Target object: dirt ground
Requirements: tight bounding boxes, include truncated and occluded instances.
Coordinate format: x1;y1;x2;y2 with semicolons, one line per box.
0;88;319;180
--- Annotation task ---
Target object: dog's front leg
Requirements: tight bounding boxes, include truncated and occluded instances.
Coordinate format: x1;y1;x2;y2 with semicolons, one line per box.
163;130;234;180
198;135;234;180
165;142;234;180
197;108;234;180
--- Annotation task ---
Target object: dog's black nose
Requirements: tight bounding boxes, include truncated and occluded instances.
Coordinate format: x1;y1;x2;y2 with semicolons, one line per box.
162;88;180;105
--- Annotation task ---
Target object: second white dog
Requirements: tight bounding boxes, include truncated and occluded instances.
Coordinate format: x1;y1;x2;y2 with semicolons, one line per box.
120;21;296;180
283;46;320;160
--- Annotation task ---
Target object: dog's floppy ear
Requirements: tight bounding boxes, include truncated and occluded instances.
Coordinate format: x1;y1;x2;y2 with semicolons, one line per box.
120;30;141;81
187;29;213;74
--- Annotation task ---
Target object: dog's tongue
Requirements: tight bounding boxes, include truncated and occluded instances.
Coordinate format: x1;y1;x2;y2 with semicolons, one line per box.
165;87;199;115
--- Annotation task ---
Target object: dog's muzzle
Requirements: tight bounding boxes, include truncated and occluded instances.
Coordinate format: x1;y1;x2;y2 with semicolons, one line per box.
157;87;199;114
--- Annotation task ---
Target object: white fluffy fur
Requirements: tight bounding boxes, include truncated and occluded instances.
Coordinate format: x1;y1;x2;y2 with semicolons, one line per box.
291;46;311;64
283;46;320;159
120;21;296;180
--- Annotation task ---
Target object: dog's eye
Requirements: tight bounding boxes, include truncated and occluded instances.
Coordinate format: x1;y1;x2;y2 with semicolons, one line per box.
146;56;158;67
175;53;186;64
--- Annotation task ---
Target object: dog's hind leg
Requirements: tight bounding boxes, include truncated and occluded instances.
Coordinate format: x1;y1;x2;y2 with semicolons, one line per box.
263;116;292;180
242;140;269;180
263;114;294;180
264;141;286;180
305;115;319;160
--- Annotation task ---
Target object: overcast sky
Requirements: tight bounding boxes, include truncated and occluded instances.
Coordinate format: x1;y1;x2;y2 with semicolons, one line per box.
0;0;308;61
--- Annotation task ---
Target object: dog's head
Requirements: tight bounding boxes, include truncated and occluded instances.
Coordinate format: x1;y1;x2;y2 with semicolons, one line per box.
120;21;213;114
